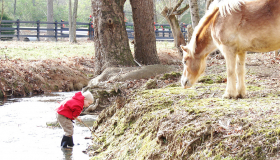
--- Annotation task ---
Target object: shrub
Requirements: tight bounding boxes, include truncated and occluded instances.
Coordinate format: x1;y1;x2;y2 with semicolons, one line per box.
0;13;15;41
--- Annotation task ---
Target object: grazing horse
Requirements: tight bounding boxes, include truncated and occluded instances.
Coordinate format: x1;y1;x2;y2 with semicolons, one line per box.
181;0;280;98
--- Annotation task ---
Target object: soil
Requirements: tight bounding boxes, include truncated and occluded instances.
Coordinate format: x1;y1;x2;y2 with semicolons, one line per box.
0;57;94;98
0;46;182;99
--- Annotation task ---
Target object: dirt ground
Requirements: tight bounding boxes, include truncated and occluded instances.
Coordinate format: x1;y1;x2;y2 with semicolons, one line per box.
0;46;182;98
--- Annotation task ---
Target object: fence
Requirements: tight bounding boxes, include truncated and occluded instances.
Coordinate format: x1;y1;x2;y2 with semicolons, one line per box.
0;20;188;41
0;20;93;41
126;22;188;40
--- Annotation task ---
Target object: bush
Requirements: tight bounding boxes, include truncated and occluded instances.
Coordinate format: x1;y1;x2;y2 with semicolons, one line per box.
0;13;15;41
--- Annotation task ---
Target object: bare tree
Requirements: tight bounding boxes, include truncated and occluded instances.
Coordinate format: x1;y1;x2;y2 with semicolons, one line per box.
92;0;136;75
161;0;189;53
130;0;160;65
189;0;200;28
47;0;55;41
68;0;78;43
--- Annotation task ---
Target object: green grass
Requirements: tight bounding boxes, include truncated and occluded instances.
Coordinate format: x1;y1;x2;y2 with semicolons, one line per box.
0;41;94;60
0;41;175;60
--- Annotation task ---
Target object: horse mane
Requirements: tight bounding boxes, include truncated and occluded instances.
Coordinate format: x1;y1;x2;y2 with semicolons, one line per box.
187;0;245;56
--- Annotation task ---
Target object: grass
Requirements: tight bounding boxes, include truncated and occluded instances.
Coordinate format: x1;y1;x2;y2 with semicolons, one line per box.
0;40;176;60
0;41;94;60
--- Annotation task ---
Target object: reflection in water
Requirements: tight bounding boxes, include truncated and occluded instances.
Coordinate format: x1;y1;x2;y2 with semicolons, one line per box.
62;148;73;160
0;92;93;160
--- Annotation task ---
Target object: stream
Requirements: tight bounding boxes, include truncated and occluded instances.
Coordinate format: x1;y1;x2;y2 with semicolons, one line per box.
0;92;97;160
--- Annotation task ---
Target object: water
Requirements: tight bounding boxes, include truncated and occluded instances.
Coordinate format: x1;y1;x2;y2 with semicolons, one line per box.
0;92;95;160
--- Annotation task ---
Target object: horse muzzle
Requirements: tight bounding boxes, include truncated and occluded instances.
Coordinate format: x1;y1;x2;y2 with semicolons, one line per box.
181;77;192;89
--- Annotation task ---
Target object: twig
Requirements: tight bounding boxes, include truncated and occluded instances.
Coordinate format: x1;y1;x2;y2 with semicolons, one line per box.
76;118;101;141
134;59;142;67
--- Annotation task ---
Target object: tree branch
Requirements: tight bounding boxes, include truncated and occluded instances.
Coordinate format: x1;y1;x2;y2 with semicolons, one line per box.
171;0;184;14
173;4;189;15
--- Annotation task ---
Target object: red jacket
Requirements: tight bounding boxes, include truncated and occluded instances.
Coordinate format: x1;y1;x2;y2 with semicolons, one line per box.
57;92;84;120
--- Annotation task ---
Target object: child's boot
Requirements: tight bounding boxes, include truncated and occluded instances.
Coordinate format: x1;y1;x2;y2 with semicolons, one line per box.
68;136;74;148
61;135;69;148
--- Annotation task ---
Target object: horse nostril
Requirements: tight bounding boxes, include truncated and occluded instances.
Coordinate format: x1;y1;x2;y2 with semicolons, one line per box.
184;80;189;86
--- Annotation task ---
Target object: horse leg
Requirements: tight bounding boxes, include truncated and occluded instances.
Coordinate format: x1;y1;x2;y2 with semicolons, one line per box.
222;48;237;98
236;53;246;98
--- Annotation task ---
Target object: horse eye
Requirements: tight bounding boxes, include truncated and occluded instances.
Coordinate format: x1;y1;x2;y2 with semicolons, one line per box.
183;61;187;64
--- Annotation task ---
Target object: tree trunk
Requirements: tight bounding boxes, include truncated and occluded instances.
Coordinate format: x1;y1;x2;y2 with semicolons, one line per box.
153;0;157;23
72;0;78;42
161;0;189;54
68;0;73;41
92;0;136;75
69;0;78;43
189;0;200;28
1;0;3;23
186;24;193;43
161;6;186;49
206;0;214;11
32;0;36;6
14;0;16;15
47;0;55;41
130;0;160;65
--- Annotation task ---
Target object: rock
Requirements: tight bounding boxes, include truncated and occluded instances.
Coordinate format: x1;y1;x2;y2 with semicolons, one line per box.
46;121;60;127
80;115;98;122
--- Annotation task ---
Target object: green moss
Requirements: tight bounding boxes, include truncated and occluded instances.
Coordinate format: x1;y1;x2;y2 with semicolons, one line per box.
145;79;157;89
198;76;214;84
114;118;128;136
161;72;181;80
166;83;180;88
54;85;59;91
247;85;263;91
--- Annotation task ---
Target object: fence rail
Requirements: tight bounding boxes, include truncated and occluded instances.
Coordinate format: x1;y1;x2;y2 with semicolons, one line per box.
0;20;188;41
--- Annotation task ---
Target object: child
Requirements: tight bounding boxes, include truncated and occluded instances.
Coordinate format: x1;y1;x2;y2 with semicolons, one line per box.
56;91;93;148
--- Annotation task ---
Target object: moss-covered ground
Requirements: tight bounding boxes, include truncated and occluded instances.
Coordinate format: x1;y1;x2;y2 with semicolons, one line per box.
88;52;280;160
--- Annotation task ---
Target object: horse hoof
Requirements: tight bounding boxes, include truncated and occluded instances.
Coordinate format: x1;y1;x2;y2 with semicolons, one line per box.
222;93;237;99
236;94;245;99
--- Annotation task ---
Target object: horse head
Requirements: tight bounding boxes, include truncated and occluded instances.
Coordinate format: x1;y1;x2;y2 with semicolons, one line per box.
180;45;207;89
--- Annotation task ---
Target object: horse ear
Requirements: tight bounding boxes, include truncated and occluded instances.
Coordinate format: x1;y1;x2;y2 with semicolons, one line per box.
180;45;188;52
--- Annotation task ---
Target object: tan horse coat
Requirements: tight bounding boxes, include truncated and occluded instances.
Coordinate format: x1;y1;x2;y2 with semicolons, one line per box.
181;0;280;98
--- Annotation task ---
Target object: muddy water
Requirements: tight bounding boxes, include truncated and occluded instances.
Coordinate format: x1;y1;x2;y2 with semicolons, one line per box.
0;92;95;160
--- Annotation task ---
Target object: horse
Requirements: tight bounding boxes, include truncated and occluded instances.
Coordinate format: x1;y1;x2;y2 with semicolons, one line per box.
181;0;280;99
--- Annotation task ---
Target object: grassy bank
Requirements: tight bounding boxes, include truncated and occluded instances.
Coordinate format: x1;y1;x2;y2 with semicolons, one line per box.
87;51;280;159
89;76;280;159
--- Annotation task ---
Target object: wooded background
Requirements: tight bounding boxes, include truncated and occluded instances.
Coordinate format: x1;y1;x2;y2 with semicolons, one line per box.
2;0;206;24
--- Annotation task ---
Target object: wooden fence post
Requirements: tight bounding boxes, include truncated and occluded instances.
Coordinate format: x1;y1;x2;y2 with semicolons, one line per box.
89;21;93;40
61;19;64;38
0;22;1;40
37;20;40;41
55;20;58;41
16;19;20;41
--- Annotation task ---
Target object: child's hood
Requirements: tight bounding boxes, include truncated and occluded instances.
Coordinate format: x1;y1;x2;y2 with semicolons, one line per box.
72;92;85;102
